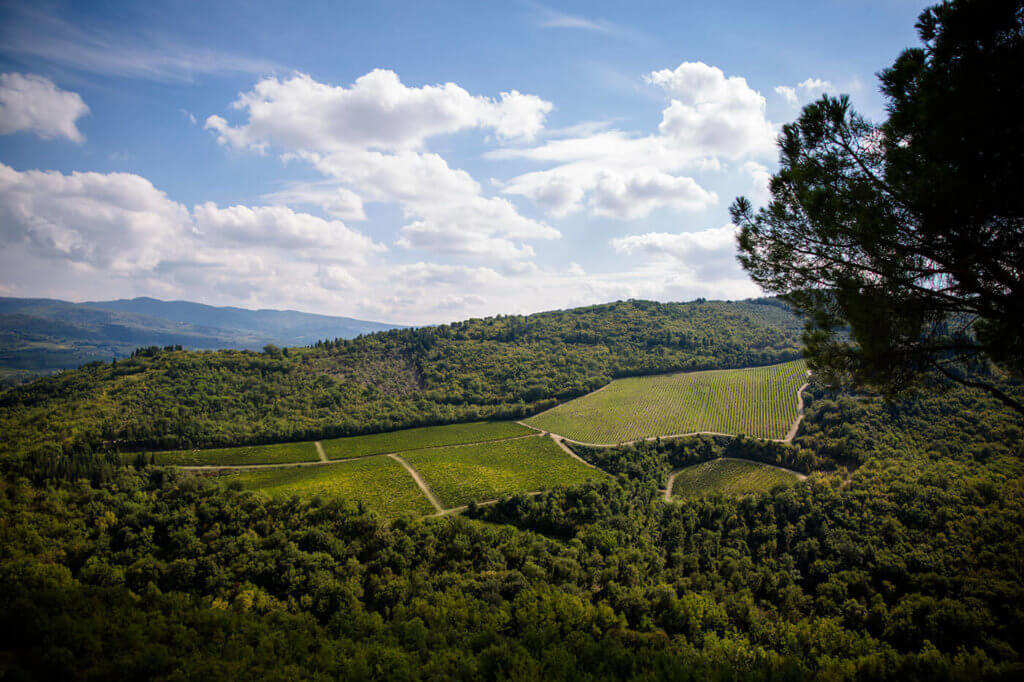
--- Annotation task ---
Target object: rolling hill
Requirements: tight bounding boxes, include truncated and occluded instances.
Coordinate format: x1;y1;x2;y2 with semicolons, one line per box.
4;296;1024;681
81;297;401;343
0;297;803;455
0;296;403;385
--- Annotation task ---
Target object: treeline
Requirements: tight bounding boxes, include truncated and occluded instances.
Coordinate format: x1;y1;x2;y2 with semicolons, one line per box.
1;381;1022;679
0;299;803;456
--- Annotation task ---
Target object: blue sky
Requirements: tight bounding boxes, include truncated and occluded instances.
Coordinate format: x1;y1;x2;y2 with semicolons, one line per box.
0;0;931;324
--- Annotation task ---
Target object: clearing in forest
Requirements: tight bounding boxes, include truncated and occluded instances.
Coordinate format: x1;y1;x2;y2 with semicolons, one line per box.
525;359;807;443
319;420;533;460
670;458;801;499
142;440;319;466
222;456;436;517
401;435;605;508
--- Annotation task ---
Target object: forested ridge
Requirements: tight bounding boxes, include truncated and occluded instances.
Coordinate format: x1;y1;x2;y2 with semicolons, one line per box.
2;377;1022;679
0;295;402;385
0;298;801;456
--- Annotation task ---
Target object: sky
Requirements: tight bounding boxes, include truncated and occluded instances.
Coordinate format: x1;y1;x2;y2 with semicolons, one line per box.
0;0;933;325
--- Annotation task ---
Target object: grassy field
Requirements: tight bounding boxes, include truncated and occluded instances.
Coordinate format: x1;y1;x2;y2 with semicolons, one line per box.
142;441;319;466
524;359;808;443
670;458;801;498
221;457;436;517
320;420;534;460
402;435;604;508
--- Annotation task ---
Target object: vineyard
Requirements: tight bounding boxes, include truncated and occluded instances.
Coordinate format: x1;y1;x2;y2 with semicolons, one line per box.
144;440;319;466
222;457;436;517
320;421;533;459
401;435;603;508
132;420;533;466
212;433;600;516
525;359;808;443
670;458;802;498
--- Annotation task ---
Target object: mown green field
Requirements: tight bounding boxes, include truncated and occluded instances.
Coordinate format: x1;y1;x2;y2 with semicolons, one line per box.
142;440;319;466
670;458;802;498
525;359;808;443
221;457;436;517
402;435;604;508
320;420;533;460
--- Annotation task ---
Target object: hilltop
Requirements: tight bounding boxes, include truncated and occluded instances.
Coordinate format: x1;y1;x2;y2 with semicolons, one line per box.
0;297;802;455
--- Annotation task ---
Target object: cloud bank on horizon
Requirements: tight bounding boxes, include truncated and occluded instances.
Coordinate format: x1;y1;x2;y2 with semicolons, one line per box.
0;1;922;324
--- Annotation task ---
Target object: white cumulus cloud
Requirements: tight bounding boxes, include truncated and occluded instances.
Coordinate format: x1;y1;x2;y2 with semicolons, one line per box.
0;163;389;310
301;148;559;262
611;223;746;281
774;85;798;107
392;262;502;288
798;77;834;94
740;161;772;205
647;62;777;160
612;224;737;257
205;71;558;264
775;77;837;107
0;159;764;323
590;168;718;219
0;73;89;142
0;162;192;271
192;202;385;262
495;62;775;220
395;222;536;263
316;264;360;291
262;184;367;221
205;69;552;153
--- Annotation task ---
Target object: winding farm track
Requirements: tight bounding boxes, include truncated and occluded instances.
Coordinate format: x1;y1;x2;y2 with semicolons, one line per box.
314;441;327;462
517;422;602;471
783;381;811;442
387;453;444;513
551;435;601;470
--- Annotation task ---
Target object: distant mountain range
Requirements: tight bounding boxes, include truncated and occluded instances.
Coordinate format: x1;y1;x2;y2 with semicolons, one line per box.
0;296;403;385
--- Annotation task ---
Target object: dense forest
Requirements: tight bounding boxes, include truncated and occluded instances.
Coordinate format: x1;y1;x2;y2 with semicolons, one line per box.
0;299;801;455
2;377;1022;679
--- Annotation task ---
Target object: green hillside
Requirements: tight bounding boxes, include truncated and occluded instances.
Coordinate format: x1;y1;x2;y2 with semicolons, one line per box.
526;359;808;443
0;298;802;457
